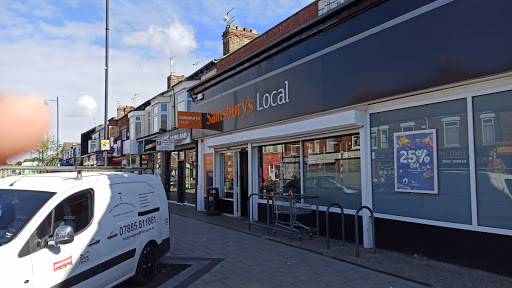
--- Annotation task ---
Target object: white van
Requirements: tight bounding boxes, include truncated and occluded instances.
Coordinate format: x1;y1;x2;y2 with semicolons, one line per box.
0;171;171;287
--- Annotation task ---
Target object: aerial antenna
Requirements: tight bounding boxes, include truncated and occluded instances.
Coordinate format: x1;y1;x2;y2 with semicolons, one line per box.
193;60;202;68
223;8;235;26
131;93;138;107
169;56;175;74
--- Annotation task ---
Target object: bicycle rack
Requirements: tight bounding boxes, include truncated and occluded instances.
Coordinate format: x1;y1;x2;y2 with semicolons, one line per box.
354;206;376;258
326;202;345;249
248;193;273;235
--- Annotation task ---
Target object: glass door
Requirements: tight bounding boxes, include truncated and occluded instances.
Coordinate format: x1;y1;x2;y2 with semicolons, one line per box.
220;151;241;216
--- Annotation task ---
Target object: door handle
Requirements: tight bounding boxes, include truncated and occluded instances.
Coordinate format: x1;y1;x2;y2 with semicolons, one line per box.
87;239;100;246
107;232;118;239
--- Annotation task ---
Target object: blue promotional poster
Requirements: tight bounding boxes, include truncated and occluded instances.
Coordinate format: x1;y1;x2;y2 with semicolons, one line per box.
394;129;438;194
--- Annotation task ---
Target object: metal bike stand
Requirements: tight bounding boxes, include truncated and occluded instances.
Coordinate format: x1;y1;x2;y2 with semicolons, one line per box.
326;202;345;249
355;205;376;258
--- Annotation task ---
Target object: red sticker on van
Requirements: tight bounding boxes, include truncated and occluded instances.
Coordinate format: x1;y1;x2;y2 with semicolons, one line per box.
54;256;72;271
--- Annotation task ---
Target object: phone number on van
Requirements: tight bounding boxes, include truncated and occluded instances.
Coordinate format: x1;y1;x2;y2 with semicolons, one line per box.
119;216;156;236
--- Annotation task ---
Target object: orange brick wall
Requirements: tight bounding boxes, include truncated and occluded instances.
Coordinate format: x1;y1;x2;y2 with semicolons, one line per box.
217;1;318;72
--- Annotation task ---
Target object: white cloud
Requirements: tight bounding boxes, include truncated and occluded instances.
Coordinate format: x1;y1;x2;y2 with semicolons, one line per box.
122;21;198;57
74;95;97;117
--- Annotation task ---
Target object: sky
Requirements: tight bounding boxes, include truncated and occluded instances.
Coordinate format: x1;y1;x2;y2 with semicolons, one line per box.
1;0;315;163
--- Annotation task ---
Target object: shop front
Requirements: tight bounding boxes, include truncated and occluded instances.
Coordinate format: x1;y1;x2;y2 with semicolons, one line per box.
157;129;197;206
186;0;512;276
139;139;160;175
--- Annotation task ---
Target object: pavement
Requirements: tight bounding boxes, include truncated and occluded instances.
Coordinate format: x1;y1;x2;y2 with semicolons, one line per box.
159;203;512;288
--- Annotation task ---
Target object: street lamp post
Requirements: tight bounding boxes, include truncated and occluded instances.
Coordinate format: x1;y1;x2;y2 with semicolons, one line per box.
45;97;59;165
104;0;109;167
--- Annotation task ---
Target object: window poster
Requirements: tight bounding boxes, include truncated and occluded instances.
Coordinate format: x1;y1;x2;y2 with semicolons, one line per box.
394;129;438;194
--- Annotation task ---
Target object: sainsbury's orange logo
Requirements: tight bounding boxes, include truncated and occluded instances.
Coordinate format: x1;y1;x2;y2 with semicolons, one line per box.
206;81;289;125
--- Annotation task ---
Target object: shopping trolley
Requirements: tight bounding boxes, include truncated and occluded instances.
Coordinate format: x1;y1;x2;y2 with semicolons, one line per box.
272;193;319;241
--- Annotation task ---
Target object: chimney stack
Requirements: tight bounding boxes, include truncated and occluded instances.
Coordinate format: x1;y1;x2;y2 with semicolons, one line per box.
167;72;186;89
117;106;134;119
222;25;258;56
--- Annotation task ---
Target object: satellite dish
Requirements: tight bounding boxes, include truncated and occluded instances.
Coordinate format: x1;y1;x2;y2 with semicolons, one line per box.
224;8;234;25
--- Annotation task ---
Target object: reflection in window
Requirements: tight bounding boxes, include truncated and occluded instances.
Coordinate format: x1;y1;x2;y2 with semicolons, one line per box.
371;128;378;149
169;152;178;201
185;149;197;205
370;99;471;224
303;135;361;208
380;128;389;149
473;90;512;229
481;116;495;145
442;117;460;146
258;142;300;198
221;153;234;199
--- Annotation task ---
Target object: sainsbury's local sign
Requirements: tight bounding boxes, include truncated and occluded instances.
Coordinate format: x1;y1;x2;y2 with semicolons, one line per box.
180;81;291;130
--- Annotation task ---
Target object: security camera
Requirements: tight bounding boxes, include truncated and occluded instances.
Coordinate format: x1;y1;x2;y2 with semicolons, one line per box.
223;16;229;23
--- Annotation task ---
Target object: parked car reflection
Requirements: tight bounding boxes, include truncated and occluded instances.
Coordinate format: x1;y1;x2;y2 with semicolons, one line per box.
277;176;361;208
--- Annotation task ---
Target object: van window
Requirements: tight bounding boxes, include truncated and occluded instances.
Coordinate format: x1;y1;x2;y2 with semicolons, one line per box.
0;190;55;247
18;189;93;257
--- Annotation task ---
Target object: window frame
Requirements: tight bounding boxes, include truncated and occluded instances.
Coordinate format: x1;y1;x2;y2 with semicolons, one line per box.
481;114;496;145
380;126;389;149
442;116;461;147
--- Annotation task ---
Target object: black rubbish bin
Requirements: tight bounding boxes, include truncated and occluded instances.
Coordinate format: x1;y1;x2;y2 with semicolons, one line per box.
206;187;220;216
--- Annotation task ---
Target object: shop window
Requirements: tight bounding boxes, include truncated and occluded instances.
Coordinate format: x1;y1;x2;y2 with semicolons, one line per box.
303;135;361;208
258;142;300;198
473;90;512;230
442;117;460;147
185;149;197;205
169;152;178;202
314;140;320;153
380;127;389;149
370;99;470;224
481;115;495;145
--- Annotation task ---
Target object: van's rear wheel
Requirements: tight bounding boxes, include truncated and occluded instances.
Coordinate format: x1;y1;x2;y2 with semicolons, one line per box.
133;243;159;285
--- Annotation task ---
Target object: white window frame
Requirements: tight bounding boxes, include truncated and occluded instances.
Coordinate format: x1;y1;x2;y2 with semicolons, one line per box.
291;143;298;155
145;108;151;136
314;140;320;153
371;128;378;149
379;126;389;149
161;104;168;131
400;121;415;132
480;113;496;145
442;116;460;147
175;92;187;126
326;138;334;152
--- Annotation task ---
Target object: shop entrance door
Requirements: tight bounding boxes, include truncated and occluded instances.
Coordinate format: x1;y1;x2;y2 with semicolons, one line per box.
239;150;248;217
232;150;248;217
220;149;248;217
177;160;185;203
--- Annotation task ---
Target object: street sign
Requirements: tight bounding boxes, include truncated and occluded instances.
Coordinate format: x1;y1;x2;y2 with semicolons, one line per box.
101;140;110;151
156;139;175;151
